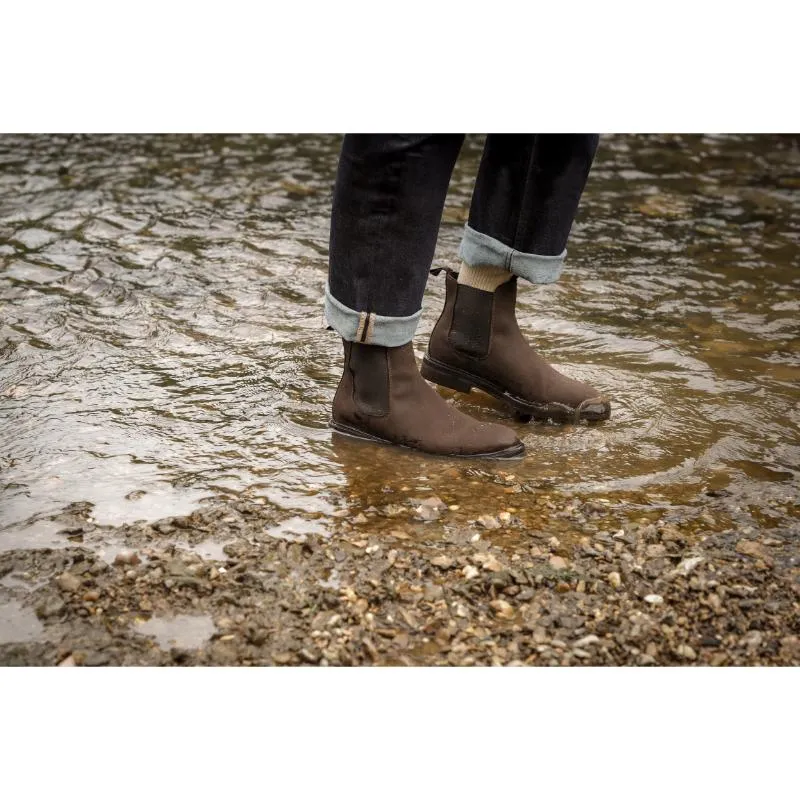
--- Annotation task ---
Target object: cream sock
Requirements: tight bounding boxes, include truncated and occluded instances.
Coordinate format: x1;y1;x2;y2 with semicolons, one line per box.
456;262;513;292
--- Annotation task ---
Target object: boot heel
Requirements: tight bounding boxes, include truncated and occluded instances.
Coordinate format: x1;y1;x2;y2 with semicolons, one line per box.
421;356;474;394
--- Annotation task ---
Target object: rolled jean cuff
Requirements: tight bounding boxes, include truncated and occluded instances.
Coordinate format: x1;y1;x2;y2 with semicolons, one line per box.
458;224;566;284
324;283;421;347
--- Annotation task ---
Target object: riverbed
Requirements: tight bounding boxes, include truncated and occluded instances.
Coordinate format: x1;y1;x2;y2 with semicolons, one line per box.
1;134;798;665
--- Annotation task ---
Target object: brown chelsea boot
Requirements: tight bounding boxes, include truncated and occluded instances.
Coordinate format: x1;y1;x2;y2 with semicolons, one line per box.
330;339;524;458
421;271;611;423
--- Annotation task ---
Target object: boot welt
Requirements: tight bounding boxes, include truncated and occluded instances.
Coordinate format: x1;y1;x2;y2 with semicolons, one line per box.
421;355;611;424
329;418;525;460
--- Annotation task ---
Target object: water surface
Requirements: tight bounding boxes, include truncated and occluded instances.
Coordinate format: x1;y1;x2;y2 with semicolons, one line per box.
1;134;798;546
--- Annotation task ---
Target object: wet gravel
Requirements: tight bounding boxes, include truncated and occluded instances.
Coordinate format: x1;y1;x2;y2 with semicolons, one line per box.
2;481;797;666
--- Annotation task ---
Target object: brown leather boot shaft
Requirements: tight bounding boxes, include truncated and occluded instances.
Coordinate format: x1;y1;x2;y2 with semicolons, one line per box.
425;271;610;422
331;339;523;458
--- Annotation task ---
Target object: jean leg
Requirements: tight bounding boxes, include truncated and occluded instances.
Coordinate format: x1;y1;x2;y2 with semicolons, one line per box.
327;134;464;346
461;134;599;284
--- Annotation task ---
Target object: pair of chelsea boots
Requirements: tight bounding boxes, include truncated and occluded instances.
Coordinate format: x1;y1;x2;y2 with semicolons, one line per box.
331;271;611;459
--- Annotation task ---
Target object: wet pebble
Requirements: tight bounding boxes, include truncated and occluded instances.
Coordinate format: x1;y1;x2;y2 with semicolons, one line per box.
644;594;664;605
414;505;441;522
672;556;704;577
114;550;140;567
489;599;515;620
56;572;82;593
675;644;696;661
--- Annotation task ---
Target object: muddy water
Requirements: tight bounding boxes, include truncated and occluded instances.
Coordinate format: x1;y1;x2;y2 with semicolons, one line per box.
1;134;798;552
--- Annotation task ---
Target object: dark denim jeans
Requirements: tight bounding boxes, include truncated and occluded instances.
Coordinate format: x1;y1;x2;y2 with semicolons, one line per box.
326;134;599;347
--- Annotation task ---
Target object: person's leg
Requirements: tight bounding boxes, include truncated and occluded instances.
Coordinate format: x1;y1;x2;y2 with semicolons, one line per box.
465;133;599;273
423;134;610;423
327;134;464;345
326;134;523;458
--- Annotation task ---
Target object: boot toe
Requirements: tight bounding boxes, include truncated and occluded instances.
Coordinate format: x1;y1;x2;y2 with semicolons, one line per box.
469;421;524;458
575;396;611;422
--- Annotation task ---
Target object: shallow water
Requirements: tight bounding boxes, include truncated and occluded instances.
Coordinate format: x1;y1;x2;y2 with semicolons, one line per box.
1;134;798;547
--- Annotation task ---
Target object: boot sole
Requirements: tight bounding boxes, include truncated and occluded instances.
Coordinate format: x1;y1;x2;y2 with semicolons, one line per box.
421;354;611;424
329;419;525;460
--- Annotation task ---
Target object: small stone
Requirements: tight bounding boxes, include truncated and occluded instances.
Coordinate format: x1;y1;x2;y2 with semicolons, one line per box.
430;556;454;569
473;553;503;572
414;505;441;522
547;537;561;551
548;555;568;570
780;636;800;660
735;539;772;564
484;556;504;572
448;505;460;511
56;572;82;593
58;655;76;667
477;515;501;530
740;631;763;651
299;647;321;664
462;565;479;580
607;571;622;589
82;590;100;602
489;599;515;619
672;556;704;577
574;634;600;648
644;594;664;605
114;550;140;566
352;513;368;524
498;511;512;524
419;496;446;510
381;504;405;517
676;644;696;661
